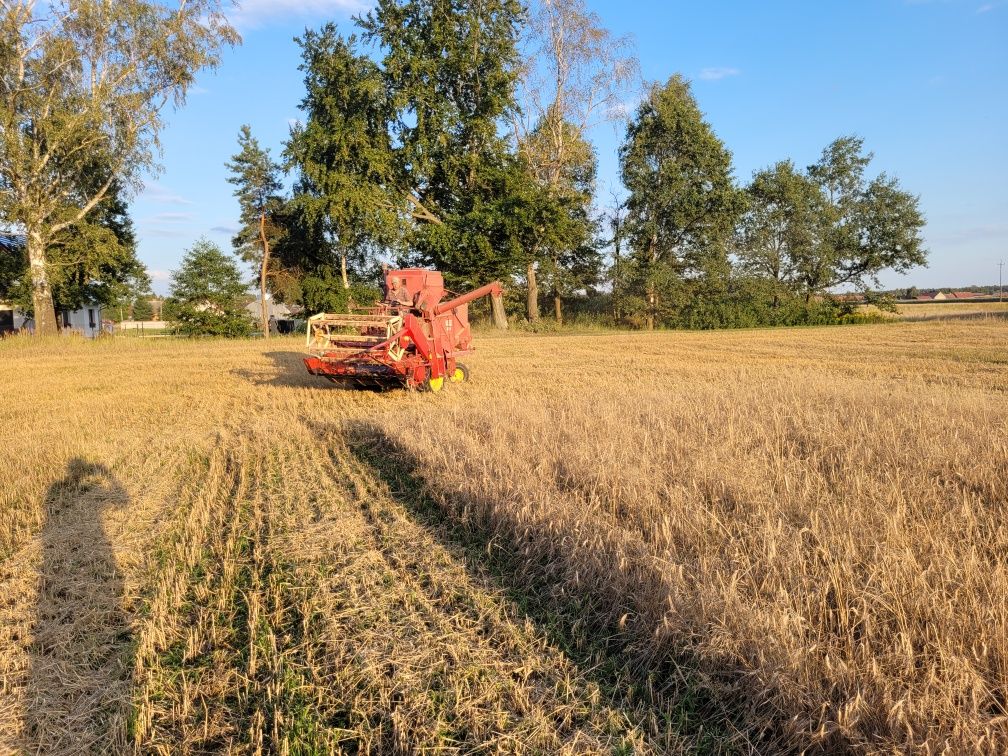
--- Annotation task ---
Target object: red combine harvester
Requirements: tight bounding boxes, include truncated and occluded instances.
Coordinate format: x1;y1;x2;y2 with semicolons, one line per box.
303;268;504;392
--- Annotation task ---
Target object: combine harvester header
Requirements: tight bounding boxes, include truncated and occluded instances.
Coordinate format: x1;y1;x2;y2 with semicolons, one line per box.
304;268;506;392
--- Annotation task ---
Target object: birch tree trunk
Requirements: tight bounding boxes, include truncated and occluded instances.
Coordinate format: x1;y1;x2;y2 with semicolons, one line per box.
27;232;58;335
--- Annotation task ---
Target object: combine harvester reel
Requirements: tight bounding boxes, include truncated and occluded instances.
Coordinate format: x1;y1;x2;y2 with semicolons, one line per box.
304;268;505;392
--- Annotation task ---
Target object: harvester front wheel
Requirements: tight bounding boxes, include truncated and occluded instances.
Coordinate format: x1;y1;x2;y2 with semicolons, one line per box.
449;363;469;384
423;375;445;393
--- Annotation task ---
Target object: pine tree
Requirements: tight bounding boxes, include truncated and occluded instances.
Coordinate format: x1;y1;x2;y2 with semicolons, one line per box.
286;0;531;310
226;126;284;338
132;296;154;321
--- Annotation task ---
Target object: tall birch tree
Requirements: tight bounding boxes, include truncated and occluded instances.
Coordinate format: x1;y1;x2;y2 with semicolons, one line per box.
0;0;238;334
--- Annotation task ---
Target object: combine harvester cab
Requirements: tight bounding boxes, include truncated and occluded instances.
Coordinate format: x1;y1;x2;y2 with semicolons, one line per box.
304;268;504;392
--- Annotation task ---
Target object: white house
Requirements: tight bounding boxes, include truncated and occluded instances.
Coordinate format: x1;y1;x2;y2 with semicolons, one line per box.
0;233;107;338
0;299;107;338
0;301;29;334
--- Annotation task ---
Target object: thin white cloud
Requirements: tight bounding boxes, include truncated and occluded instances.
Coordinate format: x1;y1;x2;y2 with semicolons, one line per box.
699;67;741;81
211;225;240;235
149;269;171;282
141;228;188;239
149;212;194;222
976;2;999;12
141;181;193;206
227;0;369;29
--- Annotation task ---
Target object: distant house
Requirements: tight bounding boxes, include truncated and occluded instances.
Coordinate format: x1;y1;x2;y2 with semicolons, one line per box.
950;291;980;299
0;233;106;338
245;299;304;334
835;293;866;304
916;294;934;301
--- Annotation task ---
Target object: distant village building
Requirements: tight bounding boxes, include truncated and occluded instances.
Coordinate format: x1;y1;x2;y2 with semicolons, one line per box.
0;233;108;338
245;299;304;334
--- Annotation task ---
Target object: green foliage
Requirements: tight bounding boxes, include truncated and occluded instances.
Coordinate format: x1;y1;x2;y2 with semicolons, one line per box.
615;83;926;329
800;136;927;296
285;26;398;276
0;238;25;301
286;0;533;290
132;296;154;321
358;0;524;211
226;125;285;271
522;119;602;310
168;238;252;337
300;268;382;315
619;75;745;327
738;160;823;307
0;177;149;314
0;0;238;333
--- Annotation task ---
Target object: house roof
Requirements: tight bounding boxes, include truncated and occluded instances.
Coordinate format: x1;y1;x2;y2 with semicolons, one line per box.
0;233;25;253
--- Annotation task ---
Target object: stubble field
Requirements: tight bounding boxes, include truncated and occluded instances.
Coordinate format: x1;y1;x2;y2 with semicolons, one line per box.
1;320;1005;754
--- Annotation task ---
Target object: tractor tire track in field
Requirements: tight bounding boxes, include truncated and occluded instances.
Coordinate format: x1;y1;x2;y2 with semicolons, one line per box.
131;417;689;753
309;422;683;753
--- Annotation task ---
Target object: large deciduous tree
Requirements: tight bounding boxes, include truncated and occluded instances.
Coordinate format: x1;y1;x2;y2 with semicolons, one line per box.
515;0;637;321
226;125;284;338
0;0;238;335
800;136;926;300
620;75;745;329
738;161;824;308
358;0;525;247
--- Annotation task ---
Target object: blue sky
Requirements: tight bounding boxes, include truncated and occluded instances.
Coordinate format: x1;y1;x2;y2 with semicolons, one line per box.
134;0;1007;294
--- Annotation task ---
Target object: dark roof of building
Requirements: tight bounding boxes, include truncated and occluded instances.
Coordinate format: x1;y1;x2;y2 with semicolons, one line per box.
0;233;25;252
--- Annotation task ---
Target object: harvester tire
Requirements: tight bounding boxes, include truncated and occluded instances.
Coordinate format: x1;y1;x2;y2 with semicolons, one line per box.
450;363;470;384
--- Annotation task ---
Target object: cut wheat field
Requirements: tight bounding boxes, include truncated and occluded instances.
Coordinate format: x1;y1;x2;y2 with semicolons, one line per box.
0;320;1006;754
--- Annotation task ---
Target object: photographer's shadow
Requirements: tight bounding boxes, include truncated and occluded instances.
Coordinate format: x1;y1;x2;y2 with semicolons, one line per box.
26;459;131;753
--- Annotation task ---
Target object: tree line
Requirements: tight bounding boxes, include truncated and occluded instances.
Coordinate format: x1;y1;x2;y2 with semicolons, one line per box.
0;0;927;337
230;0;926;334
